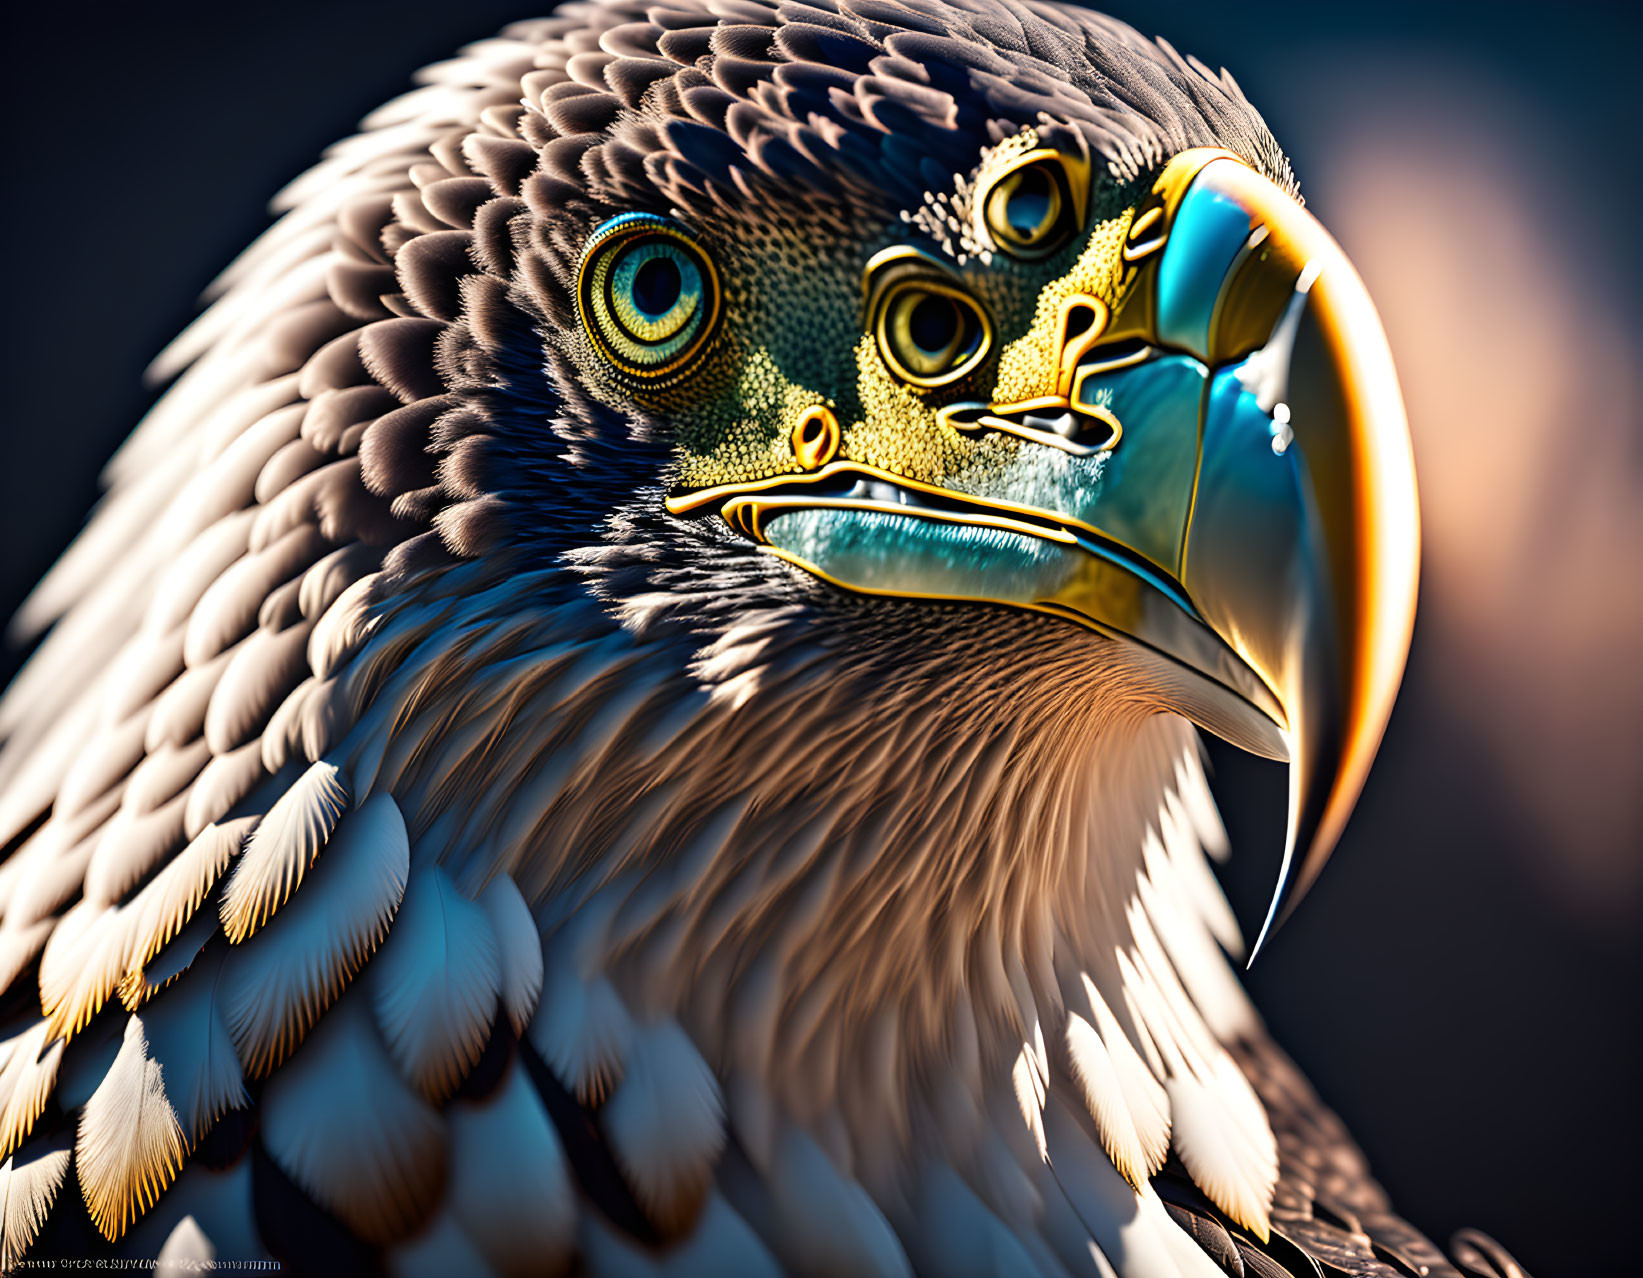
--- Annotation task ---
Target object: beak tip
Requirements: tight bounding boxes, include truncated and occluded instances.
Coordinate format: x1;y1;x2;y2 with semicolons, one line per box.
1247;860;1291;967
1247;750;1344;963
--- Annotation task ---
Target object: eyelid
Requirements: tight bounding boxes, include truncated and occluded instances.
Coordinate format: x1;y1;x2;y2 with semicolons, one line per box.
860;243;964;312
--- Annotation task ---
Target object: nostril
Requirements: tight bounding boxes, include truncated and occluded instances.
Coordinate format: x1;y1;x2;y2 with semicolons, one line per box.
1056;297;1111;398
792;405;841;471
1063;302;1101;342
1072;406;1121;451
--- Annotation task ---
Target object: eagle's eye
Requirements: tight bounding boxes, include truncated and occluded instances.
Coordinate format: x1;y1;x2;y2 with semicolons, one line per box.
978;152;1082;259
577;213;721;382
873;278;991;387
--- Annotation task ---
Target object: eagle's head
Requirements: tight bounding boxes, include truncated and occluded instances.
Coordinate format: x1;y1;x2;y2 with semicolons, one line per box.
325;0;1420;1232
414;0;1415;950
0;0;1425;1265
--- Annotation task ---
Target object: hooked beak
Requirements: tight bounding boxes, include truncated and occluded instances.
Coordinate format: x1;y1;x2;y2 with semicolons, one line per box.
667;150;1419;949
1137;152;1421;952
1072;148;1420;951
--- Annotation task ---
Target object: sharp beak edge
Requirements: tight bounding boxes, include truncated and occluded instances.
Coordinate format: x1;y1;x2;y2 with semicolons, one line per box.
1148;153;1420;957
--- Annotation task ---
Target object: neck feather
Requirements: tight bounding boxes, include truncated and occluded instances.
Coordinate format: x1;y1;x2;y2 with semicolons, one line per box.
327;553;1279;1236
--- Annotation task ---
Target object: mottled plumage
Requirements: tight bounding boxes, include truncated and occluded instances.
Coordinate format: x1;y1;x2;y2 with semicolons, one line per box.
0;2;1521;1274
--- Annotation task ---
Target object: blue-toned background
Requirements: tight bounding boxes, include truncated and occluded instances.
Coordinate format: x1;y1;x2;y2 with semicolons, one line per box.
3;2;1638;1272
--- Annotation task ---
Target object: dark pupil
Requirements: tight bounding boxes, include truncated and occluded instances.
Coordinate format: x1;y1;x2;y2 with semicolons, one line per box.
909;294;960;353
1007;169;1053;236
632;254;682;317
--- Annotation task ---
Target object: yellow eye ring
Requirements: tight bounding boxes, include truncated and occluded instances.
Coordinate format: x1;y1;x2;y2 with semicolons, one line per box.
872;279;992;388
577;213;722;384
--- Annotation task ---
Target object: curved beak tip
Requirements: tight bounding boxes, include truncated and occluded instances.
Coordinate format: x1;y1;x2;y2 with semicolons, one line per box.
1162;153;1420;951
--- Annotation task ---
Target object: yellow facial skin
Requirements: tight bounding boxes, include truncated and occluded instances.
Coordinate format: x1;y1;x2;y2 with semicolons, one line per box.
634;129;1148;505
844;207;1136;491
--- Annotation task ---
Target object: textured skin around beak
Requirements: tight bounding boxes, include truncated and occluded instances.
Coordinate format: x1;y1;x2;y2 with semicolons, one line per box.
1148;153;1421;952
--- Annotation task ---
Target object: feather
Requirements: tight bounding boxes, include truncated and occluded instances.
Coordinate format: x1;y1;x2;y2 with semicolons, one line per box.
1166;1055;1277;1242
528;961;635;1105
307;575;381;679
447;1056;576;1277
1160;787;1237;949
1159;1203;1242;1277
389;1210;498;1278
1172;751;1228;864
146;648;232;753
255;438;329;505
755;1126;912;1278
102;631;187;736
123;1162;269;1267
183;522;326;670
0;698;99;855
1138;827;1249;1041
260;991;446;1245
1079;973;1170;1178
1040;1093;1224;1278
82;789;190;907
477;874;544;1035
202;618;316;756
74;1015;188;1241
298;542;383;621
219;758;349;943
120;901;217;1011
144;510;257;641
0;1131;72;1270
157;1216;216;1267
582;1191;785;1277
221;791;408;1076
907;1164;1049;1278
140;943;249;1143
121;738;214;818
184;742;267;839
1065;1011;1149;1191
54;707;149;822
0;920;51;999
121;817;251;983
4;810;107;929
368;866;501;1102
1011;1042;1049;1162
601;1017;726;1236
39;902;131;1041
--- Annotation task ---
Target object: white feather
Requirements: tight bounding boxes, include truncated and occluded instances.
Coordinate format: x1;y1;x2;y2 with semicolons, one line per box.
219;759;348;942
1164;1055;1277;1241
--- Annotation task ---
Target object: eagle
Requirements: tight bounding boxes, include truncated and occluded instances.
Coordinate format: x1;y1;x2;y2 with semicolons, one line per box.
0;1;1526;1274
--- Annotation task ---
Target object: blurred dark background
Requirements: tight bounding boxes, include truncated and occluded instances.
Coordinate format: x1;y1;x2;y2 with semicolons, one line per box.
2;1;1639;1273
